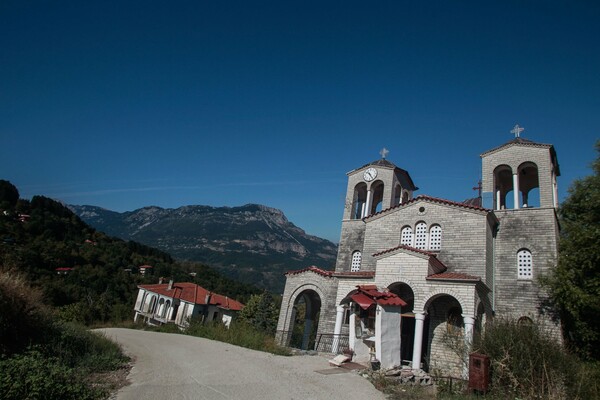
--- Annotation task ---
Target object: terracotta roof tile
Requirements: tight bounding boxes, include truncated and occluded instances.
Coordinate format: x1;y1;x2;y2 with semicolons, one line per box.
373;244;436;258
284;265;334;278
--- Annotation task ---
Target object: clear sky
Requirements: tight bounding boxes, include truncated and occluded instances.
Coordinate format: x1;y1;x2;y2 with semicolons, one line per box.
1;1;598;242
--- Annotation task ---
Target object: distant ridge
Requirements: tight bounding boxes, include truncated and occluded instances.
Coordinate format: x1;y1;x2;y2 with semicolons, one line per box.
69;203;338;292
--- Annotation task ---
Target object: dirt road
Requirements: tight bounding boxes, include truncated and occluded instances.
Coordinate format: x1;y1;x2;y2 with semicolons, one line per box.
99;328;386;400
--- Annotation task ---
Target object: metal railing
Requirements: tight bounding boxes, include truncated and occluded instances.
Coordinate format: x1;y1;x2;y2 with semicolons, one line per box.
314;333;350;354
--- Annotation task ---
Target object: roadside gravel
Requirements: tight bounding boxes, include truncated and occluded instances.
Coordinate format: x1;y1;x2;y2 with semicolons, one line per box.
99;328;386;400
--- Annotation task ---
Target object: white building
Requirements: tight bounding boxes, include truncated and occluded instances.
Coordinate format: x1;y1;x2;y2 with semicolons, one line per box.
134;281;244;328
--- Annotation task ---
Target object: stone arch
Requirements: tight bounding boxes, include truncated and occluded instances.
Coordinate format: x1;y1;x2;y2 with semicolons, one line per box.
279;283;326;350
422;292;467;375
418;289;471;316
493;164;514;210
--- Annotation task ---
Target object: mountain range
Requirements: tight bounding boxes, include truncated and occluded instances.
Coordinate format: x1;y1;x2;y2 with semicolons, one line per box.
69;204;338;292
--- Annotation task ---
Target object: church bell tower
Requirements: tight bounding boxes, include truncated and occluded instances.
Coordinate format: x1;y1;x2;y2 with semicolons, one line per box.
335;149;418;272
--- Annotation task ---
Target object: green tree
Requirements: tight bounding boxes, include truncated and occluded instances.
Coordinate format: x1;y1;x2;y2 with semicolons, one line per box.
0;180;19;209
238;291;279;334
543;141;600;360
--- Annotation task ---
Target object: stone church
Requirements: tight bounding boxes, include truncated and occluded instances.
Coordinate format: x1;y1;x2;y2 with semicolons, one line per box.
276;132;561;377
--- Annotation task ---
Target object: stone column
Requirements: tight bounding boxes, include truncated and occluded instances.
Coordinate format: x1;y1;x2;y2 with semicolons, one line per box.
332;305;345;354
496;189;501;210
411;312;426;371
462;315;476;378
513;173;520;209
363;189;372;218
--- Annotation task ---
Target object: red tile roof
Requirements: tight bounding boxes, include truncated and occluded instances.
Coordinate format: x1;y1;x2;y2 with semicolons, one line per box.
139;265;153;269
342;285;407;309
426;272;481;282
373;244;436;258
285;265;334;278
285;266;376;279
138;282;244;311
55;267;73;271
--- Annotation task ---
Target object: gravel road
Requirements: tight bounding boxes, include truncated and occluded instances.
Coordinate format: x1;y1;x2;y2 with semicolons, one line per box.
99;328;386;400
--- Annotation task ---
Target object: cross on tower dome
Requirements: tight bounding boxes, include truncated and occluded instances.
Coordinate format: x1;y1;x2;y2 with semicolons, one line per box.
380;147;389;159
511;124;524;138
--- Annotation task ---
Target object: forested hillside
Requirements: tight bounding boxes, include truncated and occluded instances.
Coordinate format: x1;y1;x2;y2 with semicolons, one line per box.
0;180;260;325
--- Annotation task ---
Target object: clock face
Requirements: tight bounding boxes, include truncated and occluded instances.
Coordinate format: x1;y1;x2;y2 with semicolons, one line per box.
363;167;378;182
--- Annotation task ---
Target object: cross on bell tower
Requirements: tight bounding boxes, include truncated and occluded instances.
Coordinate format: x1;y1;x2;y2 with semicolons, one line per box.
511;124;524;138
380;147;389;159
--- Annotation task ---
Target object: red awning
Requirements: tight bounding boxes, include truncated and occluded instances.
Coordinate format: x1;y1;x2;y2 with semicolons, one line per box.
351;293;376;310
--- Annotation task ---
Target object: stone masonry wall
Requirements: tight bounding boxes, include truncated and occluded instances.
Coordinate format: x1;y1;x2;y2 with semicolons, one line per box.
492;207;561;336
362;200;490;281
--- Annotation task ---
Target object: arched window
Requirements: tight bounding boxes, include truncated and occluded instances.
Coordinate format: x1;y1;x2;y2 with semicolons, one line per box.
429;225;442;250
400;226;413;246
414;222;428;249
517;249;533;279
518;316;533;326
148;295;157;314
163;300;171;318
351;251;362;272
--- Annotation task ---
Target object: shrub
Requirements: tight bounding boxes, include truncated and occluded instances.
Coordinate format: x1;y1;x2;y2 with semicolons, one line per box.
0;348;105;400
0;270;51;355
472;318;582;399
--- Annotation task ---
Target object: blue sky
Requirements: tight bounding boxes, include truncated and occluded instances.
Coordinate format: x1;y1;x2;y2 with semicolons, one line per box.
1;1;598;242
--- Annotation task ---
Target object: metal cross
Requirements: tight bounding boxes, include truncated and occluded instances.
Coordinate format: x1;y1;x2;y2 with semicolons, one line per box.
511;124;524;138
380;147;389;159
473;180;482;198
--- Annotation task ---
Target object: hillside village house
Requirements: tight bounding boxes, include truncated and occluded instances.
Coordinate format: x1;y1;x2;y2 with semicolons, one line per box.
134;281;244;328
276;131;561;377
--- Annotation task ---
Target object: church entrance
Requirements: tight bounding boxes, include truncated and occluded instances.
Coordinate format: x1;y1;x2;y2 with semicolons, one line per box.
388;282;416;365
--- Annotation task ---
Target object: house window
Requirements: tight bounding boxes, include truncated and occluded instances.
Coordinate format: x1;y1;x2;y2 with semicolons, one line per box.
517;249;533;279
351;251;362;272
414;222;428;249
400;226;413;246
429;225;442;250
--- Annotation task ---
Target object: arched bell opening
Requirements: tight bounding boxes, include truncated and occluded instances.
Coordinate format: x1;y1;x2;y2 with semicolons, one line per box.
493;165;514;210
352;182;367;219
518;162;540;208
370;180;385;214
388;282;416;365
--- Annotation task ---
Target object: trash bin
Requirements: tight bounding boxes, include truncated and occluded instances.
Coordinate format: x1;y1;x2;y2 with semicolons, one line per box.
468;353;490;393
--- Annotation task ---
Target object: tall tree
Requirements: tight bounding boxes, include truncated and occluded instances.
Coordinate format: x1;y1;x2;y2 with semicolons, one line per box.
544;141;600;360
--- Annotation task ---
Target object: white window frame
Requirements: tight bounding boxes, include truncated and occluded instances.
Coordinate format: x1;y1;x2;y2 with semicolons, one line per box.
351;251;362;272
400;226;413;246
429;224;442;250
414;222;428;249
517;249;533;280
